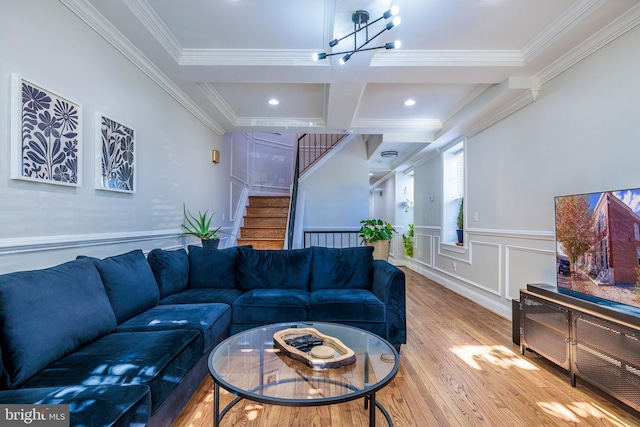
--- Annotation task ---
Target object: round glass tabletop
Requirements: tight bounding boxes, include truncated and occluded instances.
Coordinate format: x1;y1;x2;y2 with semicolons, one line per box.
208;322;399;406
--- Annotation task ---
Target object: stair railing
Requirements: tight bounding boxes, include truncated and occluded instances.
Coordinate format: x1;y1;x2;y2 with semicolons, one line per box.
287;133;346;249
286;145;301;249
298;133;346;175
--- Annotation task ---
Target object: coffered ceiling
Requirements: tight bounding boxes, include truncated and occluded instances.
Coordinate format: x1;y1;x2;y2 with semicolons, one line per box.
61;0;640;179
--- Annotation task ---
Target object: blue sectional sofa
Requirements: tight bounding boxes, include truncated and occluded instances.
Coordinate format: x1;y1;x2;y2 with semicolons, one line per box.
0;245;405;426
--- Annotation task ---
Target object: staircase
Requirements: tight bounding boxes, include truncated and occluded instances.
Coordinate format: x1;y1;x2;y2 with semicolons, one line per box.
237;196;289;249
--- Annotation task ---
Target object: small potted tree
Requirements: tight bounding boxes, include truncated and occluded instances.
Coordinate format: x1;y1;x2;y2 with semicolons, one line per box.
358;219;397;261
456;197;464;246
181;204;224;249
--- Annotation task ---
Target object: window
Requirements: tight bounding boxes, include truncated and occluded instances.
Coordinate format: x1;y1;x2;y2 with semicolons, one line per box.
635;223;639;240
443;140;465;244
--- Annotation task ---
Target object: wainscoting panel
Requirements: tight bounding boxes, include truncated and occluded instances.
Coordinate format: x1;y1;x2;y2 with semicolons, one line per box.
251;136;293;192
414;231;433;268
230;132;249;184
433;239;501;296
505;244;556;300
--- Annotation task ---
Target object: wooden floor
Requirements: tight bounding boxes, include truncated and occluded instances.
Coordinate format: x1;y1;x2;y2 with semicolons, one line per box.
173;268;640;426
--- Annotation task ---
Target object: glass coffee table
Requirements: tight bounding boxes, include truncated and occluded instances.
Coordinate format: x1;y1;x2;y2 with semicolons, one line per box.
208;322;399;427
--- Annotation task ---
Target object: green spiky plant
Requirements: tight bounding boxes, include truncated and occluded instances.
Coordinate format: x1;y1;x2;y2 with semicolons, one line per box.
180;204;222;241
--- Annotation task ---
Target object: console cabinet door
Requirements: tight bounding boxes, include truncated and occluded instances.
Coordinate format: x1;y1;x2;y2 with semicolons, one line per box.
573;312;640;410
521;292;571;370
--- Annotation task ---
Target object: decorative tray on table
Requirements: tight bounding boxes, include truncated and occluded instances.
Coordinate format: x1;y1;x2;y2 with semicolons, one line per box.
273;327;356;369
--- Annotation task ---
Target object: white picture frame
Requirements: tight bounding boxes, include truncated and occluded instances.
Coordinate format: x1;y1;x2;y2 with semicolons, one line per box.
95;113;136;193
11;74;82;187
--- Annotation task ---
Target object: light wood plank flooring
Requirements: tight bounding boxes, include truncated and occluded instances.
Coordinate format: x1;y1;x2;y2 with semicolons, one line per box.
173;267;640;426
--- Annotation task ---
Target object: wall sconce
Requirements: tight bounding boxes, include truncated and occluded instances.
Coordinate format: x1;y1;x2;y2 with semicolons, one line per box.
211;149;220;164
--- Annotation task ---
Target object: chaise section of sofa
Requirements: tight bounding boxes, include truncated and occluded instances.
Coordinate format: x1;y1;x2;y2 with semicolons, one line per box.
0;257;160;426
0;249;234;427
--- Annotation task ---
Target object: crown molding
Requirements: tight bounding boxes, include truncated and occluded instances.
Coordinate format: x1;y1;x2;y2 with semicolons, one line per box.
464;88;539;137
234;117;326;128
370;49;523;67
180;49;322;66
521;0;606;64
197;83;237;126
122;0;183;63
59;0;225;135
533;2;640;86
351;118;442;131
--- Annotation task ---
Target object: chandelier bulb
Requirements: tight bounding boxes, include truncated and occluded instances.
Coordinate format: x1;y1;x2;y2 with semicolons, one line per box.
383;6;399;19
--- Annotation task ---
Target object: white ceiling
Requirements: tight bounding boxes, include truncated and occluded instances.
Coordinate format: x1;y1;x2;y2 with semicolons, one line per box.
62;0;640;183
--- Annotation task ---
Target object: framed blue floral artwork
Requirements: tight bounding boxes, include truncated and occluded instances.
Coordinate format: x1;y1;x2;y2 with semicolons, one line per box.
11;74;82;186
95;113;136;193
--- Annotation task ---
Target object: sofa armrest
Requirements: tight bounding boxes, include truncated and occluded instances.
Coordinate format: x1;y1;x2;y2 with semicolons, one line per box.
371;260;406;346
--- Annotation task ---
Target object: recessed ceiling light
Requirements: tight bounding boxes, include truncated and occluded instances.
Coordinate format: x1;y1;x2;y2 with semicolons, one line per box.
268;99;279;105
404;99;416;106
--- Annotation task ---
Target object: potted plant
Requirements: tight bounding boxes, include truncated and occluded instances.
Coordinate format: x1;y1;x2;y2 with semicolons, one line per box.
180;204;223;249
358;219;397;261
456;197;464;246
402;224;414;258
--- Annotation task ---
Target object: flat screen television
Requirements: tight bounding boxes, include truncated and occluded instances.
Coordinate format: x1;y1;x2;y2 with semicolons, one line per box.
555;187;640;312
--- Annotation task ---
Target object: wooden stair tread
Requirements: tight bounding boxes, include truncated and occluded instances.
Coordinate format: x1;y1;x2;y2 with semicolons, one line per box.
241;228;286;238
238;196;289;250
243;217;287;228
248;196;290;208
237;238;285;250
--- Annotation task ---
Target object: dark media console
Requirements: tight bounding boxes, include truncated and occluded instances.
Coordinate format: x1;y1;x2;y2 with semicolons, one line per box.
520;283;640;412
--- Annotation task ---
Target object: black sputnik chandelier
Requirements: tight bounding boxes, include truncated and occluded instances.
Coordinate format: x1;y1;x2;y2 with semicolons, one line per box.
313;6;401;64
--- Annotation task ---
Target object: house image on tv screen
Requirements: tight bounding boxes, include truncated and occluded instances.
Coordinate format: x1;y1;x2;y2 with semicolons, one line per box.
589;192;640;286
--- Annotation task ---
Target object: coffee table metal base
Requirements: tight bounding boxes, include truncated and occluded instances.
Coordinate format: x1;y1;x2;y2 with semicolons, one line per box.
213;378;393;427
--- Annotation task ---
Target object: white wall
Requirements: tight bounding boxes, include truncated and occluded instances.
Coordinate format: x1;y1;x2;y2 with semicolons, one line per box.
407;23;640;318
298;135;369;233
0;0;231;273
228;131;295;225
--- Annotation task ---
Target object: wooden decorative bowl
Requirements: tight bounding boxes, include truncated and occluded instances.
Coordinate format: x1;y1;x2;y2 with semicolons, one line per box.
273;327;356;369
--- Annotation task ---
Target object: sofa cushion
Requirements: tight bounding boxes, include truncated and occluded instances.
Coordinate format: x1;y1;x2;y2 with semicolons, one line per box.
0;258;117;388
308;289;385;322
160;288;243;305
81;250;160;324
24;330;202;413
237;247;312;291
0;384;151;427
310;246;374;291
147;248;189;298
188;245;239;289
232;289;309;324
117;303;231;351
